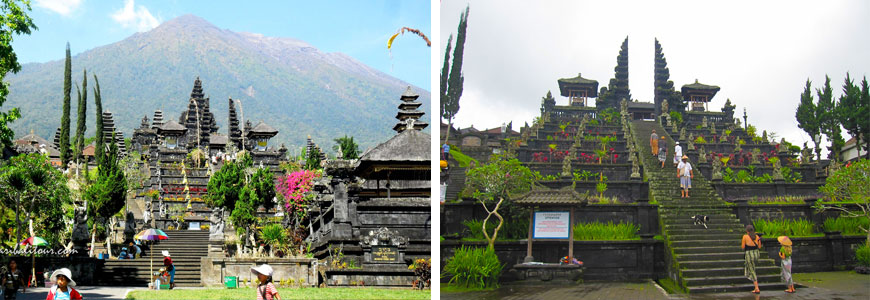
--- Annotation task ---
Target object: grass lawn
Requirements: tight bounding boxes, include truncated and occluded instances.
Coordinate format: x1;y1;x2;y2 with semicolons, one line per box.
126;287;430;300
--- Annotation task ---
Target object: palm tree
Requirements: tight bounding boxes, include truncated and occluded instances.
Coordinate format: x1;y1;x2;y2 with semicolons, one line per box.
6;168;28;249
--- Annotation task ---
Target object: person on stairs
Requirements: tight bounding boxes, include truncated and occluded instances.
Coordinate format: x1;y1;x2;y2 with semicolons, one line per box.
677;155;693;198
650;130;659;156
742;225;762;294
658;136;668;168
673;141;682;167
162;251;175;289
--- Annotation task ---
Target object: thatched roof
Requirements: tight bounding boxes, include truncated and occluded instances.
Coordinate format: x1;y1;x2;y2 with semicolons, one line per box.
513;184;588;206
681;79;720;101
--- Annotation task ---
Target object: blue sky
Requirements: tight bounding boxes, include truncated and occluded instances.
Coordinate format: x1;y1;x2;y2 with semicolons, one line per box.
13;0;431;90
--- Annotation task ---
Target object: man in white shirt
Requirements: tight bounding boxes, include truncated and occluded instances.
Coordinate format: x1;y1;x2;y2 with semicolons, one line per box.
673;142;683;167
678;155;693;198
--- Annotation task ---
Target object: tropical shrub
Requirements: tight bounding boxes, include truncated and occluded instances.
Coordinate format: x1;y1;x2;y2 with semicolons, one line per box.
573;221;639;240
856;242;870;267
442;246;503;289
753;218;817;237
823;217;870;236
277;169;322;218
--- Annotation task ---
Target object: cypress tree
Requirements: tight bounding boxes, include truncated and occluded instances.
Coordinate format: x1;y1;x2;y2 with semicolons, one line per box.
93;74;104;165
442;5;469;145
795;79;821;161
835;73;864;159
60;43;72;166
74;70;87;166
817;75;844;161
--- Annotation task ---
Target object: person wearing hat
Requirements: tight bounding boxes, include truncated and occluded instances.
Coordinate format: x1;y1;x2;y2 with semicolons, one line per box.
162;251;175;289
251;264;281;300
46;268;81;300
677;155;693;198
673;141;682;167
778;236;795;293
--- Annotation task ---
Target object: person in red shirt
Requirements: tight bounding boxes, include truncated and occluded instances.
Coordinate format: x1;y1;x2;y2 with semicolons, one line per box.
162;251;175;289
45;268;82;300
251;264;281;300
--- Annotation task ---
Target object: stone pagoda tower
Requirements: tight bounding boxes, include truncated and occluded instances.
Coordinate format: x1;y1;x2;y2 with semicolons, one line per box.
179;77;219;148
393;86;428;133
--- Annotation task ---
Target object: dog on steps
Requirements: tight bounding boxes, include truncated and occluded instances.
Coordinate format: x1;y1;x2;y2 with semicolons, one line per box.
692;215;709;229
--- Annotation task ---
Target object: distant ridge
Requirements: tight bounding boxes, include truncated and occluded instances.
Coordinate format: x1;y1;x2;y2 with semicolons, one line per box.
6;14;430;151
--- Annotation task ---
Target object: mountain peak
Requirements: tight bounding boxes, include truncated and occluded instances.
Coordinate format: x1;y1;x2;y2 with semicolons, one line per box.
157;14;216;30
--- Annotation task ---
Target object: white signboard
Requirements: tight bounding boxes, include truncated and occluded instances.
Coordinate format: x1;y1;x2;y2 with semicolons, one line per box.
533;211;570;239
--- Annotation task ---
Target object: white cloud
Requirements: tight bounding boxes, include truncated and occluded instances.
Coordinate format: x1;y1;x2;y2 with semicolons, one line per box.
34;0;82;16
111;0;161;32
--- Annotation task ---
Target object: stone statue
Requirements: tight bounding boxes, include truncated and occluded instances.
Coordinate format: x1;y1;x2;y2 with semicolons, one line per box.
679;127;686;141
779;138;789;153
209;207;225;239
751;148;761;164
143;201;152;227
561;155;572;177
711;157;723;180
159;199;166;219
699;147;707;163
710;125;716;135
123;211;136;243
702;116;708;128
801;142;812;163
762;130;768;143
735;140;743;152
71;206;89;256
671;120;678;133
661;100;669;115
772;157;785;181
630;161;641;179
621;99;628;114
735;118;742;128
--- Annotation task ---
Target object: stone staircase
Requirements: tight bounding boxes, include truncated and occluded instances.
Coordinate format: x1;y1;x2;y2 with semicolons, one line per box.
98;230;208;287
444;166;466;201
632;120;783;293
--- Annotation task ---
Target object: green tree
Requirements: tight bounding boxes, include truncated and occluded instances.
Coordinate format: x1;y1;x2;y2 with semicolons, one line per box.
85;135;127;257
74;70;87;167
816;159;870;244
861;77;870;159
796;79;822;161
599;37;631;109
249;167;275;210
441;5;468;145
206;160;245;211
654;38;684;114
464;155;535;250
836;74;867;159
0;0;37;153
817;75;844;161
305;146;322;170
60;42;72;166
0;154;71;248
230;186;258;247
332;135;360;159
93;74;105;165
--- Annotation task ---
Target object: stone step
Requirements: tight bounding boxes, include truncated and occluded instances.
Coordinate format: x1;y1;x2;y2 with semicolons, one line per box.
677;252;745;261
684;274;781;287
687;282;787;294
661;217;740;225
666;228;743;236
668;233;743;242
681;266;780;278
679;259;777;269
670;239;739;248
666;223;743;230
673;246;744;255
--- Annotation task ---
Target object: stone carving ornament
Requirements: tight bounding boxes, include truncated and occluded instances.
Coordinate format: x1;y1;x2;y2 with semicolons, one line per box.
361;227;409;247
